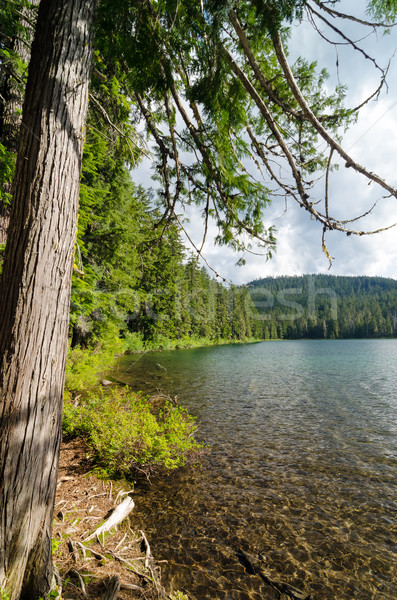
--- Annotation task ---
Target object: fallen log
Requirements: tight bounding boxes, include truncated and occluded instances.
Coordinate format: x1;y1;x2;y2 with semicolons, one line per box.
85;496;135;542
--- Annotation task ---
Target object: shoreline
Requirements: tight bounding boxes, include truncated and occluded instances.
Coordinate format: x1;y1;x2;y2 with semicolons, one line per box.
54;437;185;600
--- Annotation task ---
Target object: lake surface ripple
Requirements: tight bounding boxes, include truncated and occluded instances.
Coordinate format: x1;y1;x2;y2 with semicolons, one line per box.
114;339;397;600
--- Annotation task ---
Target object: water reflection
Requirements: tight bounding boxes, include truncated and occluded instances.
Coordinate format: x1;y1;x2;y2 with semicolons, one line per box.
113;340;397;599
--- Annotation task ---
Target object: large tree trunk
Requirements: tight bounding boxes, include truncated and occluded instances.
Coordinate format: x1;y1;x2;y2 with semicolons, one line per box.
0;0;96;598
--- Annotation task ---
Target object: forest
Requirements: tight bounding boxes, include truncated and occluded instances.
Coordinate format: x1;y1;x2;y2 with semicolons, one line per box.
249;274;397;339
1;1;397;599
69;139;258;351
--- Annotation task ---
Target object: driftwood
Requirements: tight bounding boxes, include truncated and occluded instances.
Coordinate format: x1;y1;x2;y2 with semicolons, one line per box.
100;379;114;387
85;496;135;542
103;575;120;600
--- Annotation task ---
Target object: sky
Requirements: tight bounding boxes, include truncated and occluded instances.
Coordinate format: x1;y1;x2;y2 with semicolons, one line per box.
132;2;397;285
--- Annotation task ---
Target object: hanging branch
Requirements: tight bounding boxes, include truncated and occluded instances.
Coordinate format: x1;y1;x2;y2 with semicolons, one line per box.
324;147;334;225
89;93;144;164
163;88;182;211
228;8;377;125
246;123;301;203
307;5;387;74
173;211;230;282
305;8;390;111
223;49;314;205
228;9;303;121
224;47;397;237
129;0;397;264
272;32;397;199
195;188;210;266
310;0;397;28
169;80;276;247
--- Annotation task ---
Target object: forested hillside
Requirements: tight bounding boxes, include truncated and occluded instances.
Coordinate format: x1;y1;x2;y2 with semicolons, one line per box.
249;275;397;339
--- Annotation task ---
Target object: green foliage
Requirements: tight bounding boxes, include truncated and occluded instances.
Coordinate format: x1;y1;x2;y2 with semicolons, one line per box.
0;143;15;205
249;0;306;33
65;324;124;396
71;84;261;352
249;274;397;340
63;388;203;478
367;0;397;22
122;331;146;353
51;536;63;555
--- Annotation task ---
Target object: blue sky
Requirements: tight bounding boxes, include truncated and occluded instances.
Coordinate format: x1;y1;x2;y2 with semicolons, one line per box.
132;2;397;284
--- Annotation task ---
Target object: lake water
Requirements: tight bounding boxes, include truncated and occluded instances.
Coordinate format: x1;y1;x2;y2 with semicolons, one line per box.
113;339;397;599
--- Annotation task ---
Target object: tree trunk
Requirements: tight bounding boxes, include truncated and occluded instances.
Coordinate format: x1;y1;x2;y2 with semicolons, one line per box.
0;0;96;598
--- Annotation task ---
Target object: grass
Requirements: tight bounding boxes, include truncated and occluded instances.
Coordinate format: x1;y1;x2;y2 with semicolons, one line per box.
125;332;264;353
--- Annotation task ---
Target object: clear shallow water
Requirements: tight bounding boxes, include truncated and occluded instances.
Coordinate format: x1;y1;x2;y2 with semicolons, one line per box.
114;340;397;599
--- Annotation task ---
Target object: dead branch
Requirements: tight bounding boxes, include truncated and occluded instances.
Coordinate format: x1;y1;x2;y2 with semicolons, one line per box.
308;5;386;73
84;496;135;542
272;32;397;200
120;581;145;592
140;529;152;570
70;568;87;597
311;0;397;28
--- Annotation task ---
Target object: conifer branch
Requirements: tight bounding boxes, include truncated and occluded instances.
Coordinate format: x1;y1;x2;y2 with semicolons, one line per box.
310;0;397;28
272;33;397;200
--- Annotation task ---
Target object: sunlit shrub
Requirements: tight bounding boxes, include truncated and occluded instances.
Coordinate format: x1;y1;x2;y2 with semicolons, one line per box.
65;324;124;395
63;387;203;478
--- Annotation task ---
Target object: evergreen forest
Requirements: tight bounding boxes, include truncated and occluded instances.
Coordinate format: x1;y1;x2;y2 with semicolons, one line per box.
249;275;397;340
1;0;397;360
70;131;259;352
3;120;397;353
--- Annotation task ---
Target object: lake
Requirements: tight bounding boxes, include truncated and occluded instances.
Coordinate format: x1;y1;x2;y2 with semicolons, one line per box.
113;339;397;599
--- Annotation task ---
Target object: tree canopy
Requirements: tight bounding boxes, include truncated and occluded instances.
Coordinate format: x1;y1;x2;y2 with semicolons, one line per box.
89;0;397;267
2;1;397;263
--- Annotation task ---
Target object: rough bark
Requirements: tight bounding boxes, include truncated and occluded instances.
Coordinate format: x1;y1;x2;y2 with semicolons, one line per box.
0;0;96;598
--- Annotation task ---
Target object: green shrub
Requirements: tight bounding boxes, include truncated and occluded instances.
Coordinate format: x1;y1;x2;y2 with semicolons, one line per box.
63;388;203;478
122;331;146;353
65;324;124;396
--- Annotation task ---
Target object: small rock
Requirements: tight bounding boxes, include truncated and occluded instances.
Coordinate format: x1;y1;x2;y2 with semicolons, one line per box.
100;379;114;386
